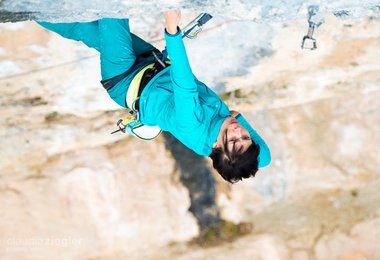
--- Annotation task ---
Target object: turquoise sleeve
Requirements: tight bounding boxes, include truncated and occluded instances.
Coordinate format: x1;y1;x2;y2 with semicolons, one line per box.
164;29;203;131
236;114;271;168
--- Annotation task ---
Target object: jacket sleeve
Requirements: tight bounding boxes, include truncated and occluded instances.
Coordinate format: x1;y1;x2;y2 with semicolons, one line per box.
236;114;271;168
164;28;203;130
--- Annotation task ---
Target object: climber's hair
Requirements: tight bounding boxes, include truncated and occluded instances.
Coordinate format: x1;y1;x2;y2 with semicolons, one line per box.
209;140;260;183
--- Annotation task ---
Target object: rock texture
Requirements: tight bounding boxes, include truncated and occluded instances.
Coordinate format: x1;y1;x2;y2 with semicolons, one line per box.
0;8;380;260
1;0;380;22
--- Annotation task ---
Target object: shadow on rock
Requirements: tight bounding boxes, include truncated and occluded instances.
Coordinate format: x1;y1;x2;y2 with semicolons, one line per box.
163;132;221;230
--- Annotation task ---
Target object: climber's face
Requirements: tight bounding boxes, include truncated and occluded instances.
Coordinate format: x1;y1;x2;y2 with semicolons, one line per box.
224;117;252;154
214;117;252;154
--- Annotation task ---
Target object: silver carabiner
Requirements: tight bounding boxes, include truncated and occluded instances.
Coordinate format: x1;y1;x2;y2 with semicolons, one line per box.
131;98;140;121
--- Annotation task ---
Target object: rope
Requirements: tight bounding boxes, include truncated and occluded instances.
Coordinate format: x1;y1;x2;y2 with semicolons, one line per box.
0;54;98;80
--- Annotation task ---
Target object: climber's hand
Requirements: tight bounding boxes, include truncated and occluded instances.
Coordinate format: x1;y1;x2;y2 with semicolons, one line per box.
164;9;181;35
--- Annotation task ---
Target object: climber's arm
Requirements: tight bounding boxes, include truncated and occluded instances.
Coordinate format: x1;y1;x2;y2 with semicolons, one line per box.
164;10;203;129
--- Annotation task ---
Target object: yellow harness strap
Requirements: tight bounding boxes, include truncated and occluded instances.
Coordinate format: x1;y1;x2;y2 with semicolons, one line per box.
120;60;170;141
126;63;155;109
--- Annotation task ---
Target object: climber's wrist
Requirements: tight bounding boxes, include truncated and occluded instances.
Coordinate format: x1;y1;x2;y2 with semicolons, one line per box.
166;26;179;35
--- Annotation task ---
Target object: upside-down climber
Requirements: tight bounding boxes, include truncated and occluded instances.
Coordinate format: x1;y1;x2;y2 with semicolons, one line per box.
37;9;271;183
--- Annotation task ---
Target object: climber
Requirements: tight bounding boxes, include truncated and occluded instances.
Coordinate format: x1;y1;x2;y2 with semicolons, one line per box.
36;10;271;183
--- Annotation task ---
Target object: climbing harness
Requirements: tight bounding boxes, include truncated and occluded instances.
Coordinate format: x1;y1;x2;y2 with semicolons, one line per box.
111;13;213;141
301;5;324;50
111;54;170;140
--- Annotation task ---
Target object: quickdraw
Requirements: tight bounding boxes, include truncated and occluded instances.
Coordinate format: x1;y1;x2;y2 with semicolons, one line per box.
301;5;324;50
182;13;213;39
161;13;213;62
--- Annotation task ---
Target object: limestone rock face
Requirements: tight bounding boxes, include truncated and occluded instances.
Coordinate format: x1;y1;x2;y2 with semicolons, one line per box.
1;0;380;22
1;6;380;260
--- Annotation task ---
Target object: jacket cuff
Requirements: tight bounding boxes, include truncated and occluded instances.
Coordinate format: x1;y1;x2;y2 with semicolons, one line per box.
165;27;181;37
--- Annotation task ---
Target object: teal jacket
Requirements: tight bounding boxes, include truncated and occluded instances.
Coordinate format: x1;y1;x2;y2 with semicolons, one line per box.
139;29;271;167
